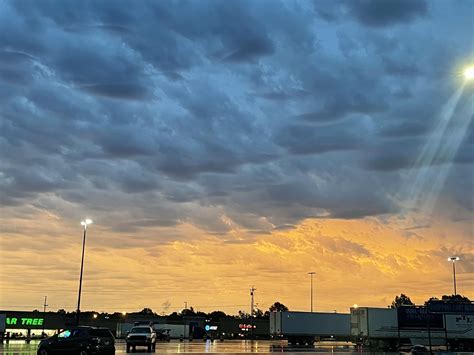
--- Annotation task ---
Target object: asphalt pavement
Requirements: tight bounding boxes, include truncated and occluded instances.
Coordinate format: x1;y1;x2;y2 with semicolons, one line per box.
0;339;372;354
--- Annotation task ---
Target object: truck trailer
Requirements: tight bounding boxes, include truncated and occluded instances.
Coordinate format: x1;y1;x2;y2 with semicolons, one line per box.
350;306;474;351
270;311;351;345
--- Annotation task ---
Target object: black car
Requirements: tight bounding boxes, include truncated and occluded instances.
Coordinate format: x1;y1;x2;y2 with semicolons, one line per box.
37;326;115;354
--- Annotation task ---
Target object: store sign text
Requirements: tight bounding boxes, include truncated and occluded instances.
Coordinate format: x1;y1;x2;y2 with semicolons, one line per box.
6;317;44;326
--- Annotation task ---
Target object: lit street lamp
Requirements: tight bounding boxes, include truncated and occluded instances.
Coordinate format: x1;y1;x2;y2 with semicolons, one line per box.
76;218;92;325
308;272;315;312
447;256;460;295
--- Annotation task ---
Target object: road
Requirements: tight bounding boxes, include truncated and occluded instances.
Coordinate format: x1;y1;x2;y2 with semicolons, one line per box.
0;339;384;354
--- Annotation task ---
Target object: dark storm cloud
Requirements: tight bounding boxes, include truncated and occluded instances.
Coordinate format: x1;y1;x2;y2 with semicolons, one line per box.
346;0;428;27
222;37;275;62
276;119;370;155
80;83;150;100
0;0;472;232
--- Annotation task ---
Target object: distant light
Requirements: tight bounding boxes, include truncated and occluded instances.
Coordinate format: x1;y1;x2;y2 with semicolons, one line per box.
122;312;127;316
93;314;98;319
448;256;460;262
464;66;474;80
353;304;358;309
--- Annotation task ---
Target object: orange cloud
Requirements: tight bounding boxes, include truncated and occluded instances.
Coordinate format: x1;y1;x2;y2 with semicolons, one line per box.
1;204;472;315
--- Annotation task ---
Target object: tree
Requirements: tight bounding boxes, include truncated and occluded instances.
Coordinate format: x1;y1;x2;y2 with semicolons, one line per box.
425;297;439;304
208;310;228;321
269;302;289;312
237;310;250;319
254;308;266;319
138;308;155;315
167;311;182;320
181;308;196;317
425;294;471;304
390;294;414;308
441;294;471;303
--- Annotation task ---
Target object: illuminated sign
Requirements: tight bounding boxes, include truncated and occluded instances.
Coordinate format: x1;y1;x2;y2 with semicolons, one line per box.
239;324;256;329
205;325;218;331
6;317;44;326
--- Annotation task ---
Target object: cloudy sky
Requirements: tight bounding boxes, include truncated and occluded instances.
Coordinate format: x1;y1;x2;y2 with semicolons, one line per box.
0;0;473;314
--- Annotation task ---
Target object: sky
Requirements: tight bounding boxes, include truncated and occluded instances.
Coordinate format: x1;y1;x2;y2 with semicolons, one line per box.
0;0;473;315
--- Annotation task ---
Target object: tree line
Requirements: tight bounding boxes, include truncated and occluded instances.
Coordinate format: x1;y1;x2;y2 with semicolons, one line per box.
41;295;471;319
390;293;471;308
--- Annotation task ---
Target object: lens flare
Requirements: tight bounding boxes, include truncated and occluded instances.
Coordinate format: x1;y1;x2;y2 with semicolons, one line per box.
464;66;474;80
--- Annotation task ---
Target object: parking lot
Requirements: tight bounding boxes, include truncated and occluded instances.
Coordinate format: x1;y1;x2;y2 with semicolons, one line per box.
0;339;372;354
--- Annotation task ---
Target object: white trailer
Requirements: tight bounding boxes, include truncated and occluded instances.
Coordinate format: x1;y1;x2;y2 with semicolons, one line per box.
350;307;474;351
270;311;351;345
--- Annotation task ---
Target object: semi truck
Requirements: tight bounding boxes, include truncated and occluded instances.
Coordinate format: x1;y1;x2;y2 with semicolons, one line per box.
351;306;474;351
270;311;351;345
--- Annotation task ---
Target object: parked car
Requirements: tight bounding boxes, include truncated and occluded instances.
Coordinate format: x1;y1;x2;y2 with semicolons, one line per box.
126;326;156;353
37;326;115;354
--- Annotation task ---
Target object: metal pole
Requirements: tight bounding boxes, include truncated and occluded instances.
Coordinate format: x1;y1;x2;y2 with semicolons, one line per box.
453;261;457;295
308;272;315;312
250;286;256;340
42;296;48;336
76;226;87;326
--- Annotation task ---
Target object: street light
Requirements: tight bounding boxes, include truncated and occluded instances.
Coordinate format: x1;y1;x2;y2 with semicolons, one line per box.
464;66;474;80
76;219;92;325
447;256;460;295
308;272;316;312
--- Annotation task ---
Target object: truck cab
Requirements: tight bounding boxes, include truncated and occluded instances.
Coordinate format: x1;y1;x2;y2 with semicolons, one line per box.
126;325;156;353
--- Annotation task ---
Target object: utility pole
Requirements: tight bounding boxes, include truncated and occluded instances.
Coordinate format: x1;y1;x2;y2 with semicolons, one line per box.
308;272;315;312
250;286;256;340
184;301;187;310
42;296;48;336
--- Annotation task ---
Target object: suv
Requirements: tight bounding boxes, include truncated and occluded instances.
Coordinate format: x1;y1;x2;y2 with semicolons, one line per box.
37;326;115;354
126;326;156;353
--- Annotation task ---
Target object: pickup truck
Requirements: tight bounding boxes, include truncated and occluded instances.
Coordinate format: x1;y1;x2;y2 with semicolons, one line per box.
126;325;156;353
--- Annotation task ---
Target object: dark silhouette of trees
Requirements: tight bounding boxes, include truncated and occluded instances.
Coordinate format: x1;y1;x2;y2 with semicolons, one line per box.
237;310;250;319
181;307;197;317
426;294;471;304
208;310;228;321
269;302;289;312
390;294;414;308
254;308;265;319
138;308;155;315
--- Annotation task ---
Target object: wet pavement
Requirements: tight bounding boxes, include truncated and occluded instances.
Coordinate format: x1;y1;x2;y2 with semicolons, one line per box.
0;339;395;354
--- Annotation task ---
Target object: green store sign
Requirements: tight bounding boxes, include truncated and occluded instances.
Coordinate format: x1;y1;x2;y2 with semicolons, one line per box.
6;317;44;326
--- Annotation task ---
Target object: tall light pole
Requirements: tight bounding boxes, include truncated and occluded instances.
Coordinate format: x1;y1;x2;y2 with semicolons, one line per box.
448;256;460;295
308;272;315;312
42;296;48;336
250;286;256;340
76;219;92;326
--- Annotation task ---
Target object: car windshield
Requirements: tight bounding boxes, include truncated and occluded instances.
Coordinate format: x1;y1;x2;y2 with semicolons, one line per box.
130;327;151;334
